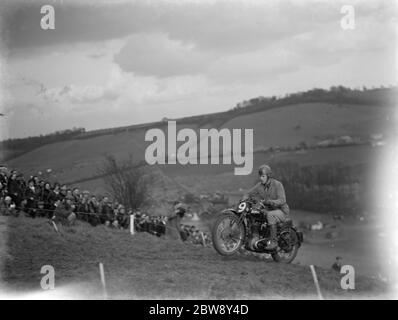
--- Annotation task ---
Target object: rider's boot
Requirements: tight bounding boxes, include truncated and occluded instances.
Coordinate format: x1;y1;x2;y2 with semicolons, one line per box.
265;224;278;250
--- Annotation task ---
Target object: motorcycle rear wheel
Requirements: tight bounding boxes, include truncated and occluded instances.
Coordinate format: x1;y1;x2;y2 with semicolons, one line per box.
212;213;245;256
271;228;299;263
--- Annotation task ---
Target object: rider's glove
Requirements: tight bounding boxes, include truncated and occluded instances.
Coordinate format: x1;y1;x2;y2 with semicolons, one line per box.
263;199;274;206
252;202;264;212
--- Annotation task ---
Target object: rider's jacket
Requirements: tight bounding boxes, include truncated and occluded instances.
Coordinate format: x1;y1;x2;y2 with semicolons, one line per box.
244;178;290;215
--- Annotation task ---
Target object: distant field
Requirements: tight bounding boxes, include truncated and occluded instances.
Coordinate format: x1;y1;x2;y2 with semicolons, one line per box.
162;144;378;177
53;144;378;201
6;121;218;183
6;102;389;184
4;102;390;210
221;103;393;149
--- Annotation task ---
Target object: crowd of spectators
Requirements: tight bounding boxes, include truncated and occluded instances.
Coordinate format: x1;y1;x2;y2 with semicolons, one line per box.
0;167;130;228
0;167;212;246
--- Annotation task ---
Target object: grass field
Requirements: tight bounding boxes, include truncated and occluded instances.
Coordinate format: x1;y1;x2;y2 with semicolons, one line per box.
1;100;393;299
5;102;392;185
27;144;377;202
0;215;389;299
222;103;393;149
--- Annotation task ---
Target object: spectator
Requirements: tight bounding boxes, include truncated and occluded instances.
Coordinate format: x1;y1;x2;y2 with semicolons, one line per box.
38;180;45;195
52;183;62;201
332;256;343;272
72;188;80;203
32;176;40;188
53;199;76;226
7;172;22;209
116;205;129;229
25;179;40;218
42;182;55;218
99;196;113;225
0;180;7;198
65;189;74;201
165;202;186;241
37;200;46;217
60;184;68;199
0;167;8;186
77;191;90;221
0;196;18;217
88;195;98;213
86;195;100;226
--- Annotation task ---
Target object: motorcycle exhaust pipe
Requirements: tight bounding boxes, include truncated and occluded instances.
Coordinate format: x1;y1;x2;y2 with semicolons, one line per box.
254;238;269;250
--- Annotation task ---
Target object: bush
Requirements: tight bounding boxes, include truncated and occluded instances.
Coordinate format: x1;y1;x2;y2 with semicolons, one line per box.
98;155;153;210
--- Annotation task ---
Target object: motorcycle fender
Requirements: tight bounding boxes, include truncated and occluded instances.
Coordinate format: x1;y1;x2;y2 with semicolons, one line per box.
291;226;304;246
297;231;304;245
221;208;237;215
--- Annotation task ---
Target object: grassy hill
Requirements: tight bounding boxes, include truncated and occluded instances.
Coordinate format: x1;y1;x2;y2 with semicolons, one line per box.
222;103;392;149
4;86;396;173
2;87;396;215
1;216;388;299
5;102;393;183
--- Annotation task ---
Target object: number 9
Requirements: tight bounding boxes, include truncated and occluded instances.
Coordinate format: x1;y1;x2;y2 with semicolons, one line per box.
238;202;247;213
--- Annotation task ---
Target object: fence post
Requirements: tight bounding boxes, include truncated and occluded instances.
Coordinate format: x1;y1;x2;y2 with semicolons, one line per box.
310;265;324;300
99;262;108;300
201;231;206;246
130;214;135;235
51;220;59;234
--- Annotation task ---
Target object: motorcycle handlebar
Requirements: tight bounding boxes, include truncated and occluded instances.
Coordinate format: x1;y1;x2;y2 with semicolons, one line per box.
240;196;257;204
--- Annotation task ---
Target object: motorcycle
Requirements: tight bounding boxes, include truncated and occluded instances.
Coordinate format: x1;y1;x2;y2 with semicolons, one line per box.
211;196;303;263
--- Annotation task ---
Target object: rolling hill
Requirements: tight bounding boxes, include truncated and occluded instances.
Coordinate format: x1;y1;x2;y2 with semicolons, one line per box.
5;102;394;186
0;87;395;209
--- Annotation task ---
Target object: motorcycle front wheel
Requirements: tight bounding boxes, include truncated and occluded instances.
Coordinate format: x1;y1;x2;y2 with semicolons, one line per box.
212;212;245;256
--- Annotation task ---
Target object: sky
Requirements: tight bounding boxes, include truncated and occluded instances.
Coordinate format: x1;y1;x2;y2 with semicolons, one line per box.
0;0;396;139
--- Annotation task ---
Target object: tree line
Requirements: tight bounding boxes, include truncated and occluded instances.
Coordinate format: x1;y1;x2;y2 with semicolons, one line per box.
271;161;365;215
0;127;86;161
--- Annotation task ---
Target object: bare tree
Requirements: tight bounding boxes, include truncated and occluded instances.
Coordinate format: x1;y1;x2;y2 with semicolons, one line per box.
99;155;152;210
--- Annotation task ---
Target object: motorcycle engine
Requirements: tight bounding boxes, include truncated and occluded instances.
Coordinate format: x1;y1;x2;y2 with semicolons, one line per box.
247;216;268;251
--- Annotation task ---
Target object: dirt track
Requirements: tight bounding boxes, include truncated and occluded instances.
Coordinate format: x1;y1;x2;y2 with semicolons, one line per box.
1;216;389;299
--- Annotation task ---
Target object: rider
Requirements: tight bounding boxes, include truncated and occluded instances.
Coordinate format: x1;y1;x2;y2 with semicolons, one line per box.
243;164;290;250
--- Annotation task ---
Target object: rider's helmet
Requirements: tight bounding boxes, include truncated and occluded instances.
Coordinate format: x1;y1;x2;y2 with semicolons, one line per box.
174;202;186;217
258;164;272;177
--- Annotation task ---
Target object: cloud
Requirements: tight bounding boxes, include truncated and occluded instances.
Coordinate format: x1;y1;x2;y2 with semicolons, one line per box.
3;0;396;84
5;0;395;53
87;52;107;59
41;83;116;104
114;33;212;77
38;64;210;107
2;102;46;118
206;48;301;83
108;0;395;80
